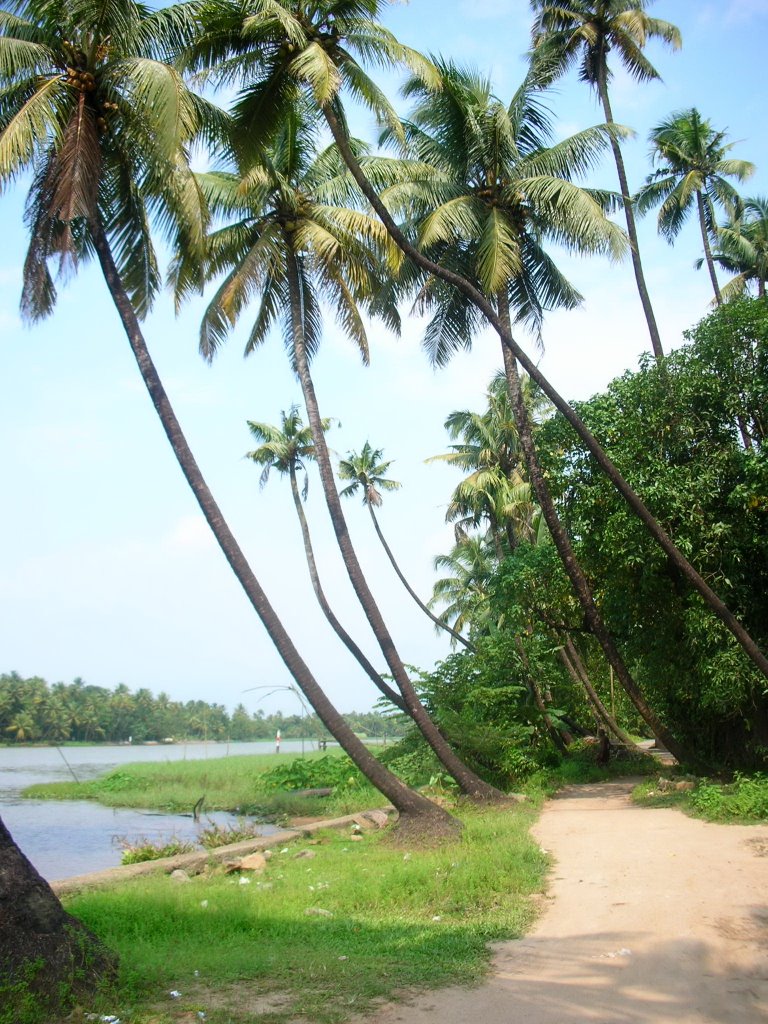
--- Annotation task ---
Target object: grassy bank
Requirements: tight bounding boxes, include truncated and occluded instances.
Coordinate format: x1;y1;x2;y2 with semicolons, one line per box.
52;799;545;1024
23;750;372;818
632;771;768;823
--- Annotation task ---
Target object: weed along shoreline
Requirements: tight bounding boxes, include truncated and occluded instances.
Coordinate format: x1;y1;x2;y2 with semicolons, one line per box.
51;807;394;896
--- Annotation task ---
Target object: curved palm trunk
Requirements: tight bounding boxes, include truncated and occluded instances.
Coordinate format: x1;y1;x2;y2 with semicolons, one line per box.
558;635;637;749
596;69;664;361
282;244;504;801
494;295;689;761
89;221;455;829
366;501;474;651
287;464;407;710
322;104;768;687
697;190;723;304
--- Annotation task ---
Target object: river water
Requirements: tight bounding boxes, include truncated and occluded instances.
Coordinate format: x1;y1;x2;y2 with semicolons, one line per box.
0;740;311;882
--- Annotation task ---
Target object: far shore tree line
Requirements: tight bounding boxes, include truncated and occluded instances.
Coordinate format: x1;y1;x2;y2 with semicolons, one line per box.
0;672;401;745
0;0;767;1015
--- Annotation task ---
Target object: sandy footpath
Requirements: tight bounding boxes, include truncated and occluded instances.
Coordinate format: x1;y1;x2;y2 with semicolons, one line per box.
364;780;768;1024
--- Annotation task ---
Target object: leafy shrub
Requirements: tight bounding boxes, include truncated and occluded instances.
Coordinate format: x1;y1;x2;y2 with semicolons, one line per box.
258;754;364;792
690;773;768;822
115;836;196;864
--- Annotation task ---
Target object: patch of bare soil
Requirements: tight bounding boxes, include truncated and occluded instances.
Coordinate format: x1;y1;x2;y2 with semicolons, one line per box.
357;780;768;1024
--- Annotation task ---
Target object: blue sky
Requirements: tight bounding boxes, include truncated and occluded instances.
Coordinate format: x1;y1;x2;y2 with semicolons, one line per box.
1;0;766;717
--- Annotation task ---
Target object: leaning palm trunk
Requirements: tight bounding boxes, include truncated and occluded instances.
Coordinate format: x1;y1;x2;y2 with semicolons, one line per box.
322;104;768;689
558;636;637;749
286;462;407;711
283;246;504;801
90;220;455;829
595;68;664;360
494;295;688;760
365;501;473;651
696;190;723;304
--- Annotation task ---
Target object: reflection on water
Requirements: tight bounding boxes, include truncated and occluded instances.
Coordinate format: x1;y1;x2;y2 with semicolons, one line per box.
0;741;311;881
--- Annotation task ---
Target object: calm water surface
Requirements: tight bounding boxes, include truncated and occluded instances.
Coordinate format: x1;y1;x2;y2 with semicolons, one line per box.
0;741;311;881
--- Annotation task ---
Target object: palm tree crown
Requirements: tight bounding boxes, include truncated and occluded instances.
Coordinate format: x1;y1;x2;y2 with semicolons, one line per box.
338;441;401;507
710;197;768;301
247;405;332;497
529;0;681;90
0;0;215;319
635;107;755;303
383;59;626;364
173;102;395;363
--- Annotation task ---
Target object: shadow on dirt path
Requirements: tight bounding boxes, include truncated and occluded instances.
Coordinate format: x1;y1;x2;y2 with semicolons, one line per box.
360;780;768;1024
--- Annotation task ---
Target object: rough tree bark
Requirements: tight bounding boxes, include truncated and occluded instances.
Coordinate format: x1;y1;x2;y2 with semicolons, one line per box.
0;814;117;1017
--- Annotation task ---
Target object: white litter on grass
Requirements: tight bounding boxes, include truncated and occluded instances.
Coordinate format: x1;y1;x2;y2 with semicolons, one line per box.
338;956;349;961
432;916;442;922
194;969;200;977
239;876;252;885
169;990;182;998
200;900;209;908
85;1016;120;1023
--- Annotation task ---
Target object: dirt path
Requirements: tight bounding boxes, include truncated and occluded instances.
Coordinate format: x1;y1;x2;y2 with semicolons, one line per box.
365;781;768;1024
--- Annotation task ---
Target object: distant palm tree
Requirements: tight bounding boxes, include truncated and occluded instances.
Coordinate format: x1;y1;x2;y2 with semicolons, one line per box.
429;537;497;639
247;409;406;709
530;0;682;360
338;442;473;650
635;108;755;304
702;196;768;302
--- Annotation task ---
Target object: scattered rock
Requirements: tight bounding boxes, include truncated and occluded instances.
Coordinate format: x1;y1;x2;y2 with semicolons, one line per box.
674;781;695;792
170;869;191;883
239;852;268;872
350;834;364;842
305;907;333;917
294;849;316;860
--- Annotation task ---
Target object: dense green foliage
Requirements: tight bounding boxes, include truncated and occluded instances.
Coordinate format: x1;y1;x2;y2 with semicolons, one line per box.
0;672;402;745
532;298;767;767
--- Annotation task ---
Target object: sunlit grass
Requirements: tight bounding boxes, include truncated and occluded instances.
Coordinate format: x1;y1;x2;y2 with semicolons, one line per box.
66;801;546;1024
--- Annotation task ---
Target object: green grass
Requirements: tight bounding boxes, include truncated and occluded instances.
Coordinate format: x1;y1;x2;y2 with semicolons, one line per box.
62;800;546;1024
633;771;768;823
23;751;365;816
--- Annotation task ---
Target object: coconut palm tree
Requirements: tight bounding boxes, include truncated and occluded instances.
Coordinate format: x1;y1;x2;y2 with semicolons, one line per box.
429;373;544;557
429;536;497;639
707;196;768;301
0;0;456;851
529;0;682;360
635;108;755;304
185;0;768;700
173;103;503;801
383;60;692;755
338;442;473;650
246;408;407;709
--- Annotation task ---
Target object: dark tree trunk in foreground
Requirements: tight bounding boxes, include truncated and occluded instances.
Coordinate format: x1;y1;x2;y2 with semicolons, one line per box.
366;501;474;651
283;244;504;802
0;814;117;1016
322;103;768;690
287;462;407;711
91;222;457;835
